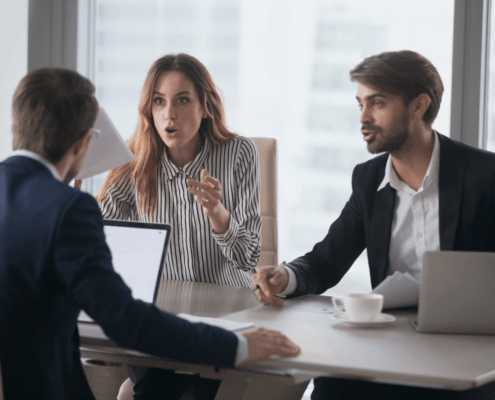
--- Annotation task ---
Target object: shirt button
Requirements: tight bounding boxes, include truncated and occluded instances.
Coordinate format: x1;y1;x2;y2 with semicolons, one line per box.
417;233;423;238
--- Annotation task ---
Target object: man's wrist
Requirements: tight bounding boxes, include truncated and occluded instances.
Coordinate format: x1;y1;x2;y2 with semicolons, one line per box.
234;332;248;365
277;265;297;297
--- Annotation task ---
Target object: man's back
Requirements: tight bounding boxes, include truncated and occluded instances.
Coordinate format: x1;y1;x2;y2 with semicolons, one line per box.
0;155;240;400
0;156;98;399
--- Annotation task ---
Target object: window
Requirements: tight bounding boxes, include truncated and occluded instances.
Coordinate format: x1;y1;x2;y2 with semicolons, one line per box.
83;0;454;294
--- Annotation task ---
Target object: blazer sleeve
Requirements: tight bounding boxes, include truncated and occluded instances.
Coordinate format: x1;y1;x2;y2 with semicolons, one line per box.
53;192;238;367
287;166;367;297
212;139;262;271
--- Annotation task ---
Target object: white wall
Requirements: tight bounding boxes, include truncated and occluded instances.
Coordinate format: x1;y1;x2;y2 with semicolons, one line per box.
0;1;28;161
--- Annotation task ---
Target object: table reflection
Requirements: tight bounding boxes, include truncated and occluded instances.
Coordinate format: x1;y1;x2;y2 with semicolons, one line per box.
155;279;261;318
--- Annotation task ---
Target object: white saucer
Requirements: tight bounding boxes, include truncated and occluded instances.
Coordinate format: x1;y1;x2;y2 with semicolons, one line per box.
329;312;396;327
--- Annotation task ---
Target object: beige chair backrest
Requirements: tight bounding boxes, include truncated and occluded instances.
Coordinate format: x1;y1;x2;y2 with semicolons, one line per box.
250;138;278;266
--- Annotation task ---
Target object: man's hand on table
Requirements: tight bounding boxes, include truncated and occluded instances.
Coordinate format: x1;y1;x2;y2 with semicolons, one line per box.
251;265;289;308
240;327;300;365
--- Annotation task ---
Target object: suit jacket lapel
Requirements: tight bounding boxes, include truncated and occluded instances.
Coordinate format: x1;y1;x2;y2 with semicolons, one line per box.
438;134;467;250
370;166;396;287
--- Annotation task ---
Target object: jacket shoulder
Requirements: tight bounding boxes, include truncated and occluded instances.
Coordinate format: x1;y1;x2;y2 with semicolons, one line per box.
439;133;495;159
438;133;495;176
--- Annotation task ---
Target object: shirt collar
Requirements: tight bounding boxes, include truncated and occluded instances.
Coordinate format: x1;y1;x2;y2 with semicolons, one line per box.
161;136;211;181
11;149;63;181
377;130;440;192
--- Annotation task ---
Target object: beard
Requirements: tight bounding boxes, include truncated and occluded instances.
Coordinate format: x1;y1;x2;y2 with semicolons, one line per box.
364;113;410;155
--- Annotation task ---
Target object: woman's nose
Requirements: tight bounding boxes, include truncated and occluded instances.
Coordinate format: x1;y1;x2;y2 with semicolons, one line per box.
163;104;177;121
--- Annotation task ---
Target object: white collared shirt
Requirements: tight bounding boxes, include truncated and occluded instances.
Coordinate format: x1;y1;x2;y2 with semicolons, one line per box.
380;131;441;282
11;149;62;181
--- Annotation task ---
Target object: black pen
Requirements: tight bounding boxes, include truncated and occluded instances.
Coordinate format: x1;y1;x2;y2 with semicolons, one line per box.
252;261;287;293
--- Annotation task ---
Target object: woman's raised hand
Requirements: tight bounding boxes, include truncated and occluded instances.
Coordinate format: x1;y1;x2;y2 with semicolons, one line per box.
74;179;83;190
187;169;230;234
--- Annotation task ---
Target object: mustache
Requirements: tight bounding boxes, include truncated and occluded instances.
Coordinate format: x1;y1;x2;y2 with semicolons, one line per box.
361;124;381;131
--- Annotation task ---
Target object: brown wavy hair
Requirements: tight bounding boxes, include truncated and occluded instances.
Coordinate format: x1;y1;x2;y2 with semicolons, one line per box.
96;53;237;217
350;50;444;126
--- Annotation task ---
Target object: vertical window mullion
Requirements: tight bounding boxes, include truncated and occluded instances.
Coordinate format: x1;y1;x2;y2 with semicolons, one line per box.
450;0;490;149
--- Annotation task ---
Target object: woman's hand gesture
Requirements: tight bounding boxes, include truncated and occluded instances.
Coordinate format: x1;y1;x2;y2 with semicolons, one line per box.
187;169;230;234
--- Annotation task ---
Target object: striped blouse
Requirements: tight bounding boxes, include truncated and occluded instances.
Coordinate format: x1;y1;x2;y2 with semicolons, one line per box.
99;135;261;287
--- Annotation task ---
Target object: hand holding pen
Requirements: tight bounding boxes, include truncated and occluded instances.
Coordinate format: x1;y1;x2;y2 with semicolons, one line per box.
251;261;289;308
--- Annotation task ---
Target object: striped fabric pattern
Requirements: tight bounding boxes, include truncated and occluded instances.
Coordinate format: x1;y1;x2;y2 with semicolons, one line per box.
99;135;261;287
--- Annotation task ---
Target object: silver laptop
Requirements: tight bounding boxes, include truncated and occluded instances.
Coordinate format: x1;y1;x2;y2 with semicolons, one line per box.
411;251;495;334
78;220;171;322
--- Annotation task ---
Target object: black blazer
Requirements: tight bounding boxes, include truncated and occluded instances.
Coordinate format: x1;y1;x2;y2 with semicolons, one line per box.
0;156;238;400
289;133;495;296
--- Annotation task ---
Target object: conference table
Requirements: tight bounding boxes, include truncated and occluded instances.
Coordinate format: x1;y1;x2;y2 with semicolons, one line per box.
78;279;495;400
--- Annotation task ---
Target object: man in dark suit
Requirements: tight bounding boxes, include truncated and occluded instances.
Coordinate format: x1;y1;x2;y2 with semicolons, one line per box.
0;67;299;400
252;50;495;399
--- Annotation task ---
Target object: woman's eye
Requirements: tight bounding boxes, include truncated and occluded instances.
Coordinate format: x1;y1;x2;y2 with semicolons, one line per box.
177;97;188;105
154;98;164;105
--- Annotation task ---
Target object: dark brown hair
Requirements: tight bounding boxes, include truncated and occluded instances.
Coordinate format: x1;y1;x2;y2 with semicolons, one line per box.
12;67;98;163
96;53;237;217
350;50;444;125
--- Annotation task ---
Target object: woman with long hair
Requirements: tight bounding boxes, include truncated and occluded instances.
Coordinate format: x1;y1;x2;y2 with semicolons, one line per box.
97;53;261;287
97;53;261;399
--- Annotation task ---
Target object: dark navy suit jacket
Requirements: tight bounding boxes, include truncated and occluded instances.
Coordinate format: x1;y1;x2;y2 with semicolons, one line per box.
289;133;495;296
0;156;237;400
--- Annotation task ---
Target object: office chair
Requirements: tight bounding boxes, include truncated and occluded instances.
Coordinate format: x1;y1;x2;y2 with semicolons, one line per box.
250;137;278;266
116;137;278;400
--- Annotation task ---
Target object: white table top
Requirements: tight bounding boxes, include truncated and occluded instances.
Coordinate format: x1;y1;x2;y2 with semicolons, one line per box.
223;295;495;390
79;279;495;390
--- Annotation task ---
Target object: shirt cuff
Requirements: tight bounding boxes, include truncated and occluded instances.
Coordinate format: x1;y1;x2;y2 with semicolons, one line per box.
234;331;249;365
277;265;297;297
211;215;239;248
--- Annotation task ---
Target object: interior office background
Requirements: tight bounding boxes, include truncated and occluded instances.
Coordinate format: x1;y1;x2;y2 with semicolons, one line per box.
1;0;493;295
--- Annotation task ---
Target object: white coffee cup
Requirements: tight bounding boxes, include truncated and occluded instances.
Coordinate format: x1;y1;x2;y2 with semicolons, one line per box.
332;293;384;322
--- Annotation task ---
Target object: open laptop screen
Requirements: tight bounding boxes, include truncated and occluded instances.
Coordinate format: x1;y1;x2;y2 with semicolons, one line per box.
103;220;171;304
78;220;172;323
